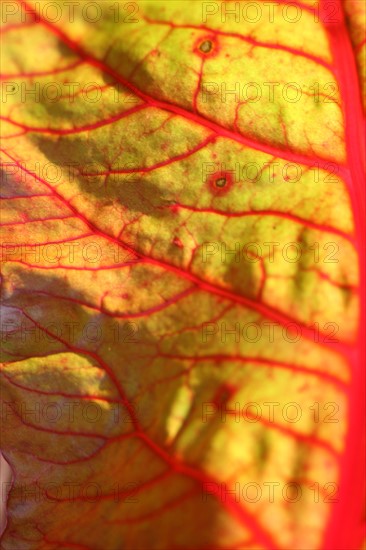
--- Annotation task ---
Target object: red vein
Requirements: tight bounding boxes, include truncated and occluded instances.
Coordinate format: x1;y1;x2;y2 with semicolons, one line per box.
142;16;335;72
0;147;356;355
0;104;146;135
0;59;84;80
172;203;355;243
159;352;348;389
80;134;216;175
15;0;348;173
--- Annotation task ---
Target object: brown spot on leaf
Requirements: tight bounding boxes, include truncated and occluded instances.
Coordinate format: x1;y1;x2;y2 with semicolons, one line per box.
208;171;234;194
199;40;213;54
215;177;227;188
194;36;218;57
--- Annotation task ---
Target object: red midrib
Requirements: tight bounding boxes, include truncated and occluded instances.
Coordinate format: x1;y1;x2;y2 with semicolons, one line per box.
320;1;366;549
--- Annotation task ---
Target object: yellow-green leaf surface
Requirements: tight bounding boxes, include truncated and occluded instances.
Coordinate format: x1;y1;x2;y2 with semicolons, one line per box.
0;1;365;549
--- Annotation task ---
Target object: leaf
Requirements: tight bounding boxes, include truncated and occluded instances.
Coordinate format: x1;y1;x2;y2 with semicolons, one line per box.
0;1;365;549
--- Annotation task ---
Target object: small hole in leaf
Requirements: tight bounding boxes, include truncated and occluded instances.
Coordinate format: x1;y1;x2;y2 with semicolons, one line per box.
215;177;227;188
208;171;233;194
199;40;213;54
